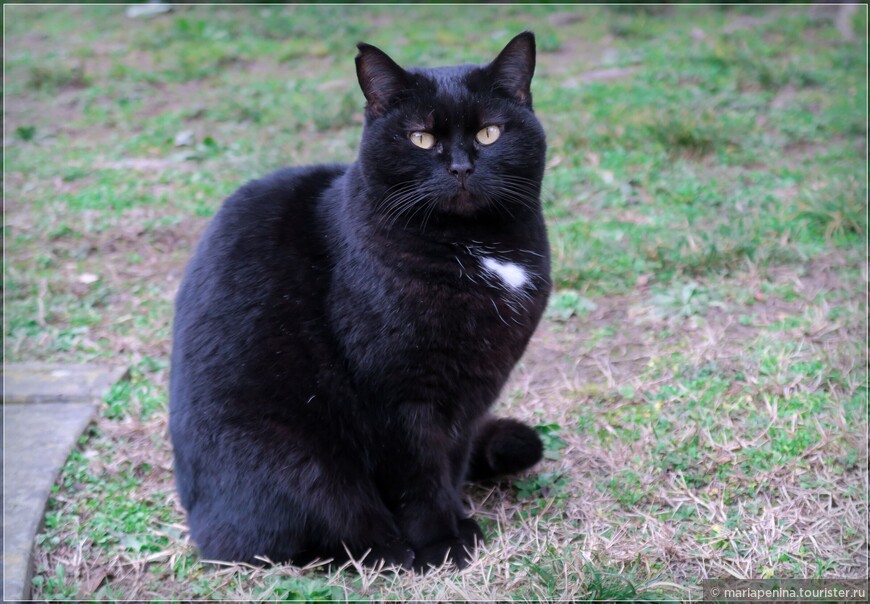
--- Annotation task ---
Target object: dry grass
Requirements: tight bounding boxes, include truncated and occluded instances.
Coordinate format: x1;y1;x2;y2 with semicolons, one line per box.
29;248;867;600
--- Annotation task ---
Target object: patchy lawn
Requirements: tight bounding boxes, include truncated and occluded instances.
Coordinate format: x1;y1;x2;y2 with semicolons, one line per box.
4;4;867;601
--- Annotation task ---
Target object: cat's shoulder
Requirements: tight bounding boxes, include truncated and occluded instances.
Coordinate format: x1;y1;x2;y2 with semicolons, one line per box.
201;163;346;243
195;163;348;260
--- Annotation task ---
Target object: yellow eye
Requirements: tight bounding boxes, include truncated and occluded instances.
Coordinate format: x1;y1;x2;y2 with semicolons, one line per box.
476;125;501;145
409;131;435;149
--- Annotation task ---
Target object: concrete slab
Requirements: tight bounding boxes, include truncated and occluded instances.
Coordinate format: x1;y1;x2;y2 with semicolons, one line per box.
2;363;129;602
3;363;129;404
3;402;98;601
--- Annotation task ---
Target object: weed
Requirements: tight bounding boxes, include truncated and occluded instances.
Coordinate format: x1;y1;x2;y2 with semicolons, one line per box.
27;63;89;91
514;471;570;501
546;289;598;321
15;125;37;141
255;576;342;601
603;469;650;507
649;280;719;319
535;422;568;460
647;108;735;158
795;176;867;242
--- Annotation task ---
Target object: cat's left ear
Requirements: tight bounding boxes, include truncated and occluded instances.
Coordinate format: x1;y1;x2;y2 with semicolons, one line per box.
487;31;536;107
355;43;410;119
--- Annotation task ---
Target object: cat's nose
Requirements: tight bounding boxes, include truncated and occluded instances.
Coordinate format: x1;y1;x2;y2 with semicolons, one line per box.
449;161;474;185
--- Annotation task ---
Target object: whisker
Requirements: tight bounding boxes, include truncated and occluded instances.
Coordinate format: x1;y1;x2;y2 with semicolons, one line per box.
375;181;442;232
419;198;441;233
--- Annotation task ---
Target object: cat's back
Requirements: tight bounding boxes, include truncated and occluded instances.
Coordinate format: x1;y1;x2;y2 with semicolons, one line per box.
171;164;347;413
175;164;345;309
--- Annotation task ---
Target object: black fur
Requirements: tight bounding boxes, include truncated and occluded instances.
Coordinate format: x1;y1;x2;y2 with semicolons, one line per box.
169;32;550;572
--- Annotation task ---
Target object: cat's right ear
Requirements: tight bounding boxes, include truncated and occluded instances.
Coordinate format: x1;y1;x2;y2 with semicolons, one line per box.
355;43;409;119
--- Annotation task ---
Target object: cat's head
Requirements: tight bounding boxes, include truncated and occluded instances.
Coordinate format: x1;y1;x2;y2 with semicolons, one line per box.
354;32;546;225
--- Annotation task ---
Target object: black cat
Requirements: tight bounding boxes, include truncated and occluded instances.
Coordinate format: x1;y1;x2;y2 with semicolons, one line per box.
169;31;551;572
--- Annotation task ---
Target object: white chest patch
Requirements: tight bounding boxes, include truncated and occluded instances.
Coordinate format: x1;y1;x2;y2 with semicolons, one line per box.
481;256;529;290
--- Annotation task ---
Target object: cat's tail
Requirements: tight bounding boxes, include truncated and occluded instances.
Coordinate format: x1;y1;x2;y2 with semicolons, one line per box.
467;417;543;482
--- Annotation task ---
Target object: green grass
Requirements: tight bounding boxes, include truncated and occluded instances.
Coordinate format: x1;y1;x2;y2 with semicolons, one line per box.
5;3;867;601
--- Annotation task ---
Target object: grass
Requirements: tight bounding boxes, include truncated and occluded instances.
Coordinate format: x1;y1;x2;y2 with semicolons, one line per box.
4;3;867;601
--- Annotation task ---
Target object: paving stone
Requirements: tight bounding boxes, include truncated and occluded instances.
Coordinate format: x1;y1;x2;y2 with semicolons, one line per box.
2;364;129;601
3;363;129;404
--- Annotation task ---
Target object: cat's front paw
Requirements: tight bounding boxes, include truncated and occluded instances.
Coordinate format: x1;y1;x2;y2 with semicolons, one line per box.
362;539;415;570
412;518;484;573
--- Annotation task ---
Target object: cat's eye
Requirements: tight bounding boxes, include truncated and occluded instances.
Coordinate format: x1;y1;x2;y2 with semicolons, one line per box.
409;131;435;149
476;125;501;145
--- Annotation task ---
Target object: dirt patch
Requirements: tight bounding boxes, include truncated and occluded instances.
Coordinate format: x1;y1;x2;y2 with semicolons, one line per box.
538;28;617;78
565;66;640;88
